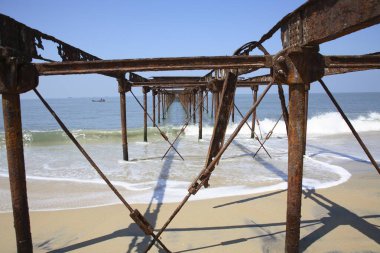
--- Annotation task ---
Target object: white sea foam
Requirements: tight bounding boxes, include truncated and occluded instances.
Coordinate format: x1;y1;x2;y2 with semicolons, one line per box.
184;112;380;137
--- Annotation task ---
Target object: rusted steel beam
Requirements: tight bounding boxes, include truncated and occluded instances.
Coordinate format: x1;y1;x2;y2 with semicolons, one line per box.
285;84;306;253
152;90;156;127
199;89;203;139
34;55;270;75
197;72;237;188
206;91;209;113
192;90;196;124
231;97;235;123
319;79;380;174
2;93;33;253
118;79;130;161
278;84;289;135
143;87;150;142
303;84;310;155
157;92;161;124
281;0;380;48
324;54;380;69
250;85;258;139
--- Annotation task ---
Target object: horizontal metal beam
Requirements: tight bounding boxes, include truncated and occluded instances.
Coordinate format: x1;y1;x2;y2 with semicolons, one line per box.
34;55;271;75
281;0;380;48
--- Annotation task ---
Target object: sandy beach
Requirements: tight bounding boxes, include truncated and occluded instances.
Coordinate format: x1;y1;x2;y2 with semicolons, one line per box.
1;156;379;253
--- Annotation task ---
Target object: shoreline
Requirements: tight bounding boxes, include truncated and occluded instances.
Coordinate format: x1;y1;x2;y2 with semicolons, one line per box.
1;158;379;252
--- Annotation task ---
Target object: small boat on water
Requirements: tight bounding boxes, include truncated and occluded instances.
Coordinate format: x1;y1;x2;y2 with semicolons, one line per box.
92;98;105;102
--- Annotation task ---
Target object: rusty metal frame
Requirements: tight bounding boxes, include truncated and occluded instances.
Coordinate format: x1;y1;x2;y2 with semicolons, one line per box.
1;1;380;253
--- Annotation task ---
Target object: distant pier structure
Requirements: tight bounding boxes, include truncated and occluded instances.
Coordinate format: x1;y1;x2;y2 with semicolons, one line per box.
1;1;379;252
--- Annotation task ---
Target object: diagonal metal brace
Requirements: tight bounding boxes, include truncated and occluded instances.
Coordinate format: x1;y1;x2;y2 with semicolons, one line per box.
233;103;271;158
161;93;207;160
130;90;184;160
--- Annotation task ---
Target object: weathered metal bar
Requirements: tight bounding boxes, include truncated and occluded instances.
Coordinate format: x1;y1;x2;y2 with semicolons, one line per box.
192;90;196;124
233;103;271;158
119;83;129;161
143;87;149;142
199;89;203;139
35;55;270;75
152;90;156;127
303;84;310;155
145;81;275;252
250;86;258;139
130;90;184;160
281;0;380;48
206;91;209;113
162;93;166;119
162;93;207;159
211;92;214;118
33;88;170;252
231;97;235;123
158;92;161;123
252;111;284;159
285;84;306;253
319;79;380;174
198;72;237;188
2;93;33;253
278;84;289;134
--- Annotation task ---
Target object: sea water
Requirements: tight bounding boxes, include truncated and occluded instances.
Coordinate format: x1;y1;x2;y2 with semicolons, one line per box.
0;92;379;211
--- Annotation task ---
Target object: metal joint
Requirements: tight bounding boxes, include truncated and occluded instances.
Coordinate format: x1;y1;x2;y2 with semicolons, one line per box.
273;46;324;84
0;56;39;94
129;209;154;235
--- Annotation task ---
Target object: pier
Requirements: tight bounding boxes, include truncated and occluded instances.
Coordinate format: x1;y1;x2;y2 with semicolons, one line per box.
1;1;380;252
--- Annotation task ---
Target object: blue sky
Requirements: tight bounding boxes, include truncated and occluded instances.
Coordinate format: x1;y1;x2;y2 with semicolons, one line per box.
1;0;379;98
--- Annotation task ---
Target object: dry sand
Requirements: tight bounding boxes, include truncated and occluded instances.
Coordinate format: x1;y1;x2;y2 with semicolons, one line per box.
1;159;379;253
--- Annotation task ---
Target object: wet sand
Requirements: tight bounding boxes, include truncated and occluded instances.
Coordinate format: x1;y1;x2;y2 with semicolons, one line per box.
1;157;379;253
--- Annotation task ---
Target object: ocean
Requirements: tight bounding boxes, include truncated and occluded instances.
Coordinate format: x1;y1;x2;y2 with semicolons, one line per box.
1;92;380;212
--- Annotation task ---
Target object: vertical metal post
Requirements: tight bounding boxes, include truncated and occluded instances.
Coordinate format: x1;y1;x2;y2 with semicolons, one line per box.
211;92;214;118
189;94;192;121
152;90;156;127
215;92;220;125
2;93;33;253
303;84;310;155
193;90;196;124
119;88;129;161
143;87;148;142
206;90;209;113
278;84;289;134
158;91;161;124
199;89;203;139
251;85;258;139
285;84;306;253
162;93;166;119
231;96;235;123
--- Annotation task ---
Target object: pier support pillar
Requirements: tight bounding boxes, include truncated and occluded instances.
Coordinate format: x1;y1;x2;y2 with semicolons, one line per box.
231;96;235;123
251;85;258;139
198;89;203;139
158;91;161;124
286;84;306;253
152;89;156;127
118;79;131;161
303;84;310;155
211;92;214;118
143;86;150;142
2;93;33;253
206;91;209;113
192;89;197;124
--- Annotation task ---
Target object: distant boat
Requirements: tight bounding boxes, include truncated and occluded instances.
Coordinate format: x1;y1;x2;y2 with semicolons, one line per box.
92;98;105;102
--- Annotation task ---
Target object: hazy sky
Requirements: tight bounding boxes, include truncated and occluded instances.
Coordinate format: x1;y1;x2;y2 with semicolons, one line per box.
1;0;379;98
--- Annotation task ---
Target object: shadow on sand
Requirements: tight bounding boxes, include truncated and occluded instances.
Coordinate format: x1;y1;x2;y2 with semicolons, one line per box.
46;140;379;252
